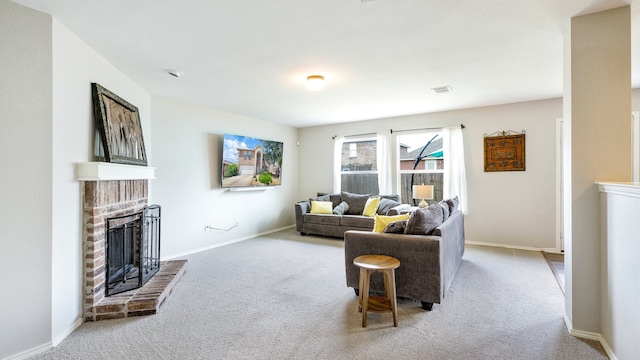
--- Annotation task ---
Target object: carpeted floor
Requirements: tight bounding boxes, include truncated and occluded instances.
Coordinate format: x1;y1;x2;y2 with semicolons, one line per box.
34;229;607;360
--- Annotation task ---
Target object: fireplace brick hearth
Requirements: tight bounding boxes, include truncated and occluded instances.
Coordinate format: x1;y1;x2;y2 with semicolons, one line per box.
90;259;187;321
81;177;186;321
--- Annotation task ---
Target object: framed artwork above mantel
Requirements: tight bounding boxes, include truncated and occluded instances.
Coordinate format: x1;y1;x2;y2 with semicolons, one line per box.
92;83;148;166
483;131;526;172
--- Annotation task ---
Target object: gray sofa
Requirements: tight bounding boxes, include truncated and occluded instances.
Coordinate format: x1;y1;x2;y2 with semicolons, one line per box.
344;199;464;311
295;192;410;238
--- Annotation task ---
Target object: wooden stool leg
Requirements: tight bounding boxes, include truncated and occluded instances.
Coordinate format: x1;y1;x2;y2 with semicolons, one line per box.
361;269;371;327
387;269;398;327
358;268;365;312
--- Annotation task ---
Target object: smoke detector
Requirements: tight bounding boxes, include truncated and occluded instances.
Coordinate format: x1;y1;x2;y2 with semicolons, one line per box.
431;85;453;94
167;69;183;78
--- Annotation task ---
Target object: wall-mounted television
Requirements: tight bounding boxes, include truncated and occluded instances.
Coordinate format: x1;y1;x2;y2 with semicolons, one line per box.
221;134;283;188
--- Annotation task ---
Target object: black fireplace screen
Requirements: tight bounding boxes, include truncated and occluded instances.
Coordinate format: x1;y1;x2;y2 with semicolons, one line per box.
105;205;161;296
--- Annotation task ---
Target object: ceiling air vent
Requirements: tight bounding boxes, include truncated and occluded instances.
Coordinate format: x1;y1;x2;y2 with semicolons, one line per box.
431;86;453;94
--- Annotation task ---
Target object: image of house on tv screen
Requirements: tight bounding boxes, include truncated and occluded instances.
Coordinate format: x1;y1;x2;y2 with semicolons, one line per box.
222;134;283;188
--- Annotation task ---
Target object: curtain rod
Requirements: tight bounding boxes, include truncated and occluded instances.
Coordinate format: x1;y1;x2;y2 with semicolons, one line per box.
332;132;376;140
390;124;465;134
332;124;466;139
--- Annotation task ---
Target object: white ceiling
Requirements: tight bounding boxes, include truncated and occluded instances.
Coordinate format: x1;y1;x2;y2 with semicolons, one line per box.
13;0;638;128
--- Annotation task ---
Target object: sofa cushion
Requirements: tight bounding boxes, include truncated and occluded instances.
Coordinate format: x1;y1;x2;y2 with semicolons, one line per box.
304;213;341;226
341;191;370;215
373;213;410;232
310;201;333;214
404;203;444;235
332;201;349;215
362;197;381;217
438;201;450;221
340;215;375;228
377;198;401;215
383;220;408;234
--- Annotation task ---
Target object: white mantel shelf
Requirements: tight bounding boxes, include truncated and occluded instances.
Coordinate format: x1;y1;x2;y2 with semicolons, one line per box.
76;162;156;181
596;182;640;199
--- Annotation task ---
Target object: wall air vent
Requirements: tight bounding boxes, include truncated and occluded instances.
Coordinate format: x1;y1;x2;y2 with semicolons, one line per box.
431;86;453;94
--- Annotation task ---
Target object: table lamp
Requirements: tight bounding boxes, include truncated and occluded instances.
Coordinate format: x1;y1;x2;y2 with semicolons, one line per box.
412;184;434;208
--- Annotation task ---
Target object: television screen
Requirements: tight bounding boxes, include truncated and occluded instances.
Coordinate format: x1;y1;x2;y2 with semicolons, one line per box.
221;134;283;188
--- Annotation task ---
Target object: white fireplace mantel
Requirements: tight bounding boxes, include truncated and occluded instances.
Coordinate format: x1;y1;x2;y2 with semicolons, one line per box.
76;162;156;181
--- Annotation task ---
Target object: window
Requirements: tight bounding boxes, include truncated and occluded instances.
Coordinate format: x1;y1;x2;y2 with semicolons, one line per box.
340;138;379;194
397;132;444;205
349;143;357;158
426;161;436;171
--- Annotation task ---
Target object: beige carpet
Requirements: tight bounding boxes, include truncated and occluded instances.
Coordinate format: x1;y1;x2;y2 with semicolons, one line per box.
34;229;607;359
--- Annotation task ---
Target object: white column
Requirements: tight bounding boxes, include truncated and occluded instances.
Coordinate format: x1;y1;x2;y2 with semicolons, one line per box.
564;5;631;336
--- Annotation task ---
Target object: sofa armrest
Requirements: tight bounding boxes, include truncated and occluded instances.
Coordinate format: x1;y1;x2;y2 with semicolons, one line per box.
344;230;443;302
295;201;311;233
386;203;412;215
432;210;465;293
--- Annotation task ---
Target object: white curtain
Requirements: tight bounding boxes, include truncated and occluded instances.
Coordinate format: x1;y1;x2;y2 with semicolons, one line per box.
376;133;393;194
443;126;468;214
333;136;344;194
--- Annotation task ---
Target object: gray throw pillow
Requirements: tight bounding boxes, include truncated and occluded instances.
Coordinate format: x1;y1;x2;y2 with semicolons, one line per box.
383;220;407;234
332;201;349;215
310;194;331;202
378;194;401;202
377;198;401;215
341;191;370;215
445;196;459;213
438;201;450;220
404;204;444;235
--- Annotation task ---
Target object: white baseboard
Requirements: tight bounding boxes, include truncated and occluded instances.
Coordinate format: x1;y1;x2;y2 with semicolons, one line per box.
162;225;295;260
53;317;83;346
464;240;542;252
596;337;616;360
4;342;52;360
5;316;83;359
564;314;618;360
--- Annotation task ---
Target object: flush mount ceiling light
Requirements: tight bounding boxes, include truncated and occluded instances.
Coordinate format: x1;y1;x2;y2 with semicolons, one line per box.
431;85;453;94
306;75;325;91
167;69;183;78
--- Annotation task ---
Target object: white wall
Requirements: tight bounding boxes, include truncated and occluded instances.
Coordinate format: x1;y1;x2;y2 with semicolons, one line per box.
298;98;561;250
150;97;299;258
0;1;52;358
50;19;152;344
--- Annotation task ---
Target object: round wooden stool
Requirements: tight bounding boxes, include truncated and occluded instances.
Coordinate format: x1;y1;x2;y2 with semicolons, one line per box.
353;254;400;327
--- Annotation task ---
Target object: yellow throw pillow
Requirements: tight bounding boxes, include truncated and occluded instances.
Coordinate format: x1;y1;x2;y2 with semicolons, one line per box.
310;201;333;214
373;213;410;232
362;197;381;217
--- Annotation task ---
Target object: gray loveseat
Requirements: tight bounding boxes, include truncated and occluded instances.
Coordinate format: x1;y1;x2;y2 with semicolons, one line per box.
295;191;410;238
344;198;464;310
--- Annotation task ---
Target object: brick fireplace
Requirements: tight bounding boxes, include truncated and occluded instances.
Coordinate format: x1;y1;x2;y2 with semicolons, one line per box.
79;163;186;321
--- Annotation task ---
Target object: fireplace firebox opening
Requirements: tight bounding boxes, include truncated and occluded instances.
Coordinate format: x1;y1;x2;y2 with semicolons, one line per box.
106;204;161;296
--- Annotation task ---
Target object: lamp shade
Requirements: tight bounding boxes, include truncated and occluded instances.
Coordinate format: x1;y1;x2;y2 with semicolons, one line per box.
412;185;434;200
306;75;325;91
